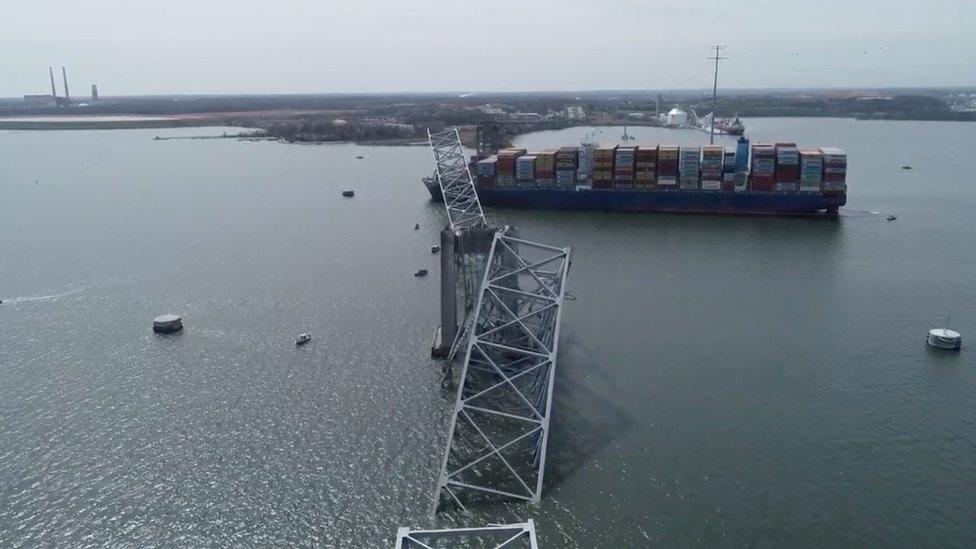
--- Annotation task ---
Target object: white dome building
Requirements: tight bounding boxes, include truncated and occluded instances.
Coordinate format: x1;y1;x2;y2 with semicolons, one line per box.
666;108;689;128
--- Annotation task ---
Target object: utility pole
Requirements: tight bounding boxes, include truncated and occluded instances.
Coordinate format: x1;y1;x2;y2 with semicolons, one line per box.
708;45;726;145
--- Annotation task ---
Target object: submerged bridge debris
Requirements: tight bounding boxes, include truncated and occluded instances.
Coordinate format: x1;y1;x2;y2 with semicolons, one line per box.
422;128;573;516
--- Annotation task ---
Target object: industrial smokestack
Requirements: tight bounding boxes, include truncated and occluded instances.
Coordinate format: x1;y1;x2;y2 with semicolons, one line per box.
62;66;70;101
91;84;98;101
49;67;57;98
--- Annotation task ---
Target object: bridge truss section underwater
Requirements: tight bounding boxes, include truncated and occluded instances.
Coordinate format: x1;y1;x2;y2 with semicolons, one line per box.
433;230;571;513
395;520;538;548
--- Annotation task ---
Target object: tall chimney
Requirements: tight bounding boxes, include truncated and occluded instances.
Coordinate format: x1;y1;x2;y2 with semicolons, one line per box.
49;67;57;98
62;66;70;100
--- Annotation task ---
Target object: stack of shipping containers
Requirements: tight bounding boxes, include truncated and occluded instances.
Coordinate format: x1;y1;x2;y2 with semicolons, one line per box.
475;157;496;189
467;139;840;200
495;148;524;188
820;147;847;193
516;155;537;187
700;146;724;190
722;151;736;191
679;146;701;190
535;149;556;188
555;147;578;189
798;148;823;192
614;145;637;189
635;146;657;189
774;143;800;192
657;146;679;189
593;145;616;189
749;144;776;191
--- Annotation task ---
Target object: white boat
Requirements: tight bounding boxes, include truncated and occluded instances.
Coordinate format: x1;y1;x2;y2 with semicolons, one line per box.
296;333;312;346
927;328;961;350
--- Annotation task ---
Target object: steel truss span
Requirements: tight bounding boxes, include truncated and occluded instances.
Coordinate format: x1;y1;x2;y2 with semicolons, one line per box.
395;520;539;548
434;231;571;513
427;128;487;231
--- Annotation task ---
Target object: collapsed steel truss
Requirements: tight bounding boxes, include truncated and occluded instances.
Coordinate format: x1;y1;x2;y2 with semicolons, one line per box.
395;520;538;548
427;128;487;231
434;231;571;512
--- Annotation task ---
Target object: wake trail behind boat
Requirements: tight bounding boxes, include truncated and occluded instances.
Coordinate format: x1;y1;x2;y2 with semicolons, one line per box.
3;287;85;304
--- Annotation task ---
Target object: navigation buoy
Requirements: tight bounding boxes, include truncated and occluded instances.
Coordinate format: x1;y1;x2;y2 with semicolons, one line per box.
927;328;961;350
153;314;183;334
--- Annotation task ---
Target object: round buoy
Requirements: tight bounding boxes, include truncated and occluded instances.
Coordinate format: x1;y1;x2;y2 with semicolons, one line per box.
927;328;961;350
153;314;183;334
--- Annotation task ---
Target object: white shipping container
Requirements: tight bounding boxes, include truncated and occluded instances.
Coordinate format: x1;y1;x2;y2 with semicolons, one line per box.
701;179;722;191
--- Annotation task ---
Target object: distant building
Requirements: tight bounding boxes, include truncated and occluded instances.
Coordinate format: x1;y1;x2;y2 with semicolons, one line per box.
508;112;541;121
565;105;585;120
24;94;57;107
479;104;506;115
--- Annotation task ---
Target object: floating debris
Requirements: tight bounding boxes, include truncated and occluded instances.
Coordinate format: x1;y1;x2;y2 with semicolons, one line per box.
414;268;429;277
342;190;355;197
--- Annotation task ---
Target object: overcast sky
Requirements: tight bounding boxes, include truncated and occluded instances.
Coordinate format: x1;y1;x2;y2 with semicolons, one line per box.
1;0;974;97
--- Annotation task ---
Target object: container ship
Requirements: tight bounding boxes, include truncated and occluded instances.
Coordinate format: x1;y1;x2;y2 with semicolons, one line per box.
422;137;847;216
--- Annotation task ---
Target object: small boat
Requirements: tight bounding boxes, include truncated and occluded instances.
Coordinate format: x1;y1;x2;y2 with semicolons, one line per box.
296;333;312;346
927;328;961;350
431;245;441;253
342;190;355;197
414;223;420;230
414;269;428;277
901;165;912;170
887;215;897;221
356;155;364;160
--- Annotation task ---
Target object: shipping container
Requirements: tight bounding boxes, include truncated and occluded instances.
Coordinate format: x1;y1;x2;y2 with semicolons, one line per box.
516;155;537;181
798;148;823;192
819;147;847;192
749;144;776;192
595;145;617;166
475;157;497;177
615;145;637;175
679;146;700;189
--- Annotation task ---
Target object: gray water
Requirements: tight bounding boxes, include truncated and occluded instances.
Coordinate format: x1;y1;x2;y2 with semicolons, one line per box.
1;120;974;547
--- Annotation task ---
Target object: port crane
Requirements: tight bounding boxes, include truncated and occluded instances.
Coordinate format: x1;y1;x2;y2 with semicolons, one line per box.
424;128;572;515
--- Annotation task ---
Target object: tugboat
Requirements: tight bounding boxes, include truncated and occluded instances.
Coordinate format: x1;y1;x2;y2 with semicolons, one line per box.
414;268;428;277
342;190;355;197
295;333;312;346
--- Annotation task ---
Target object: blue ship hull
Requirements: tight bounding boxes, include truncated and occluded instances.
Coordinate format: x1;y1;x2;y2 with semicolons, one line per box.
477;188;845;215
423;179;845;216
